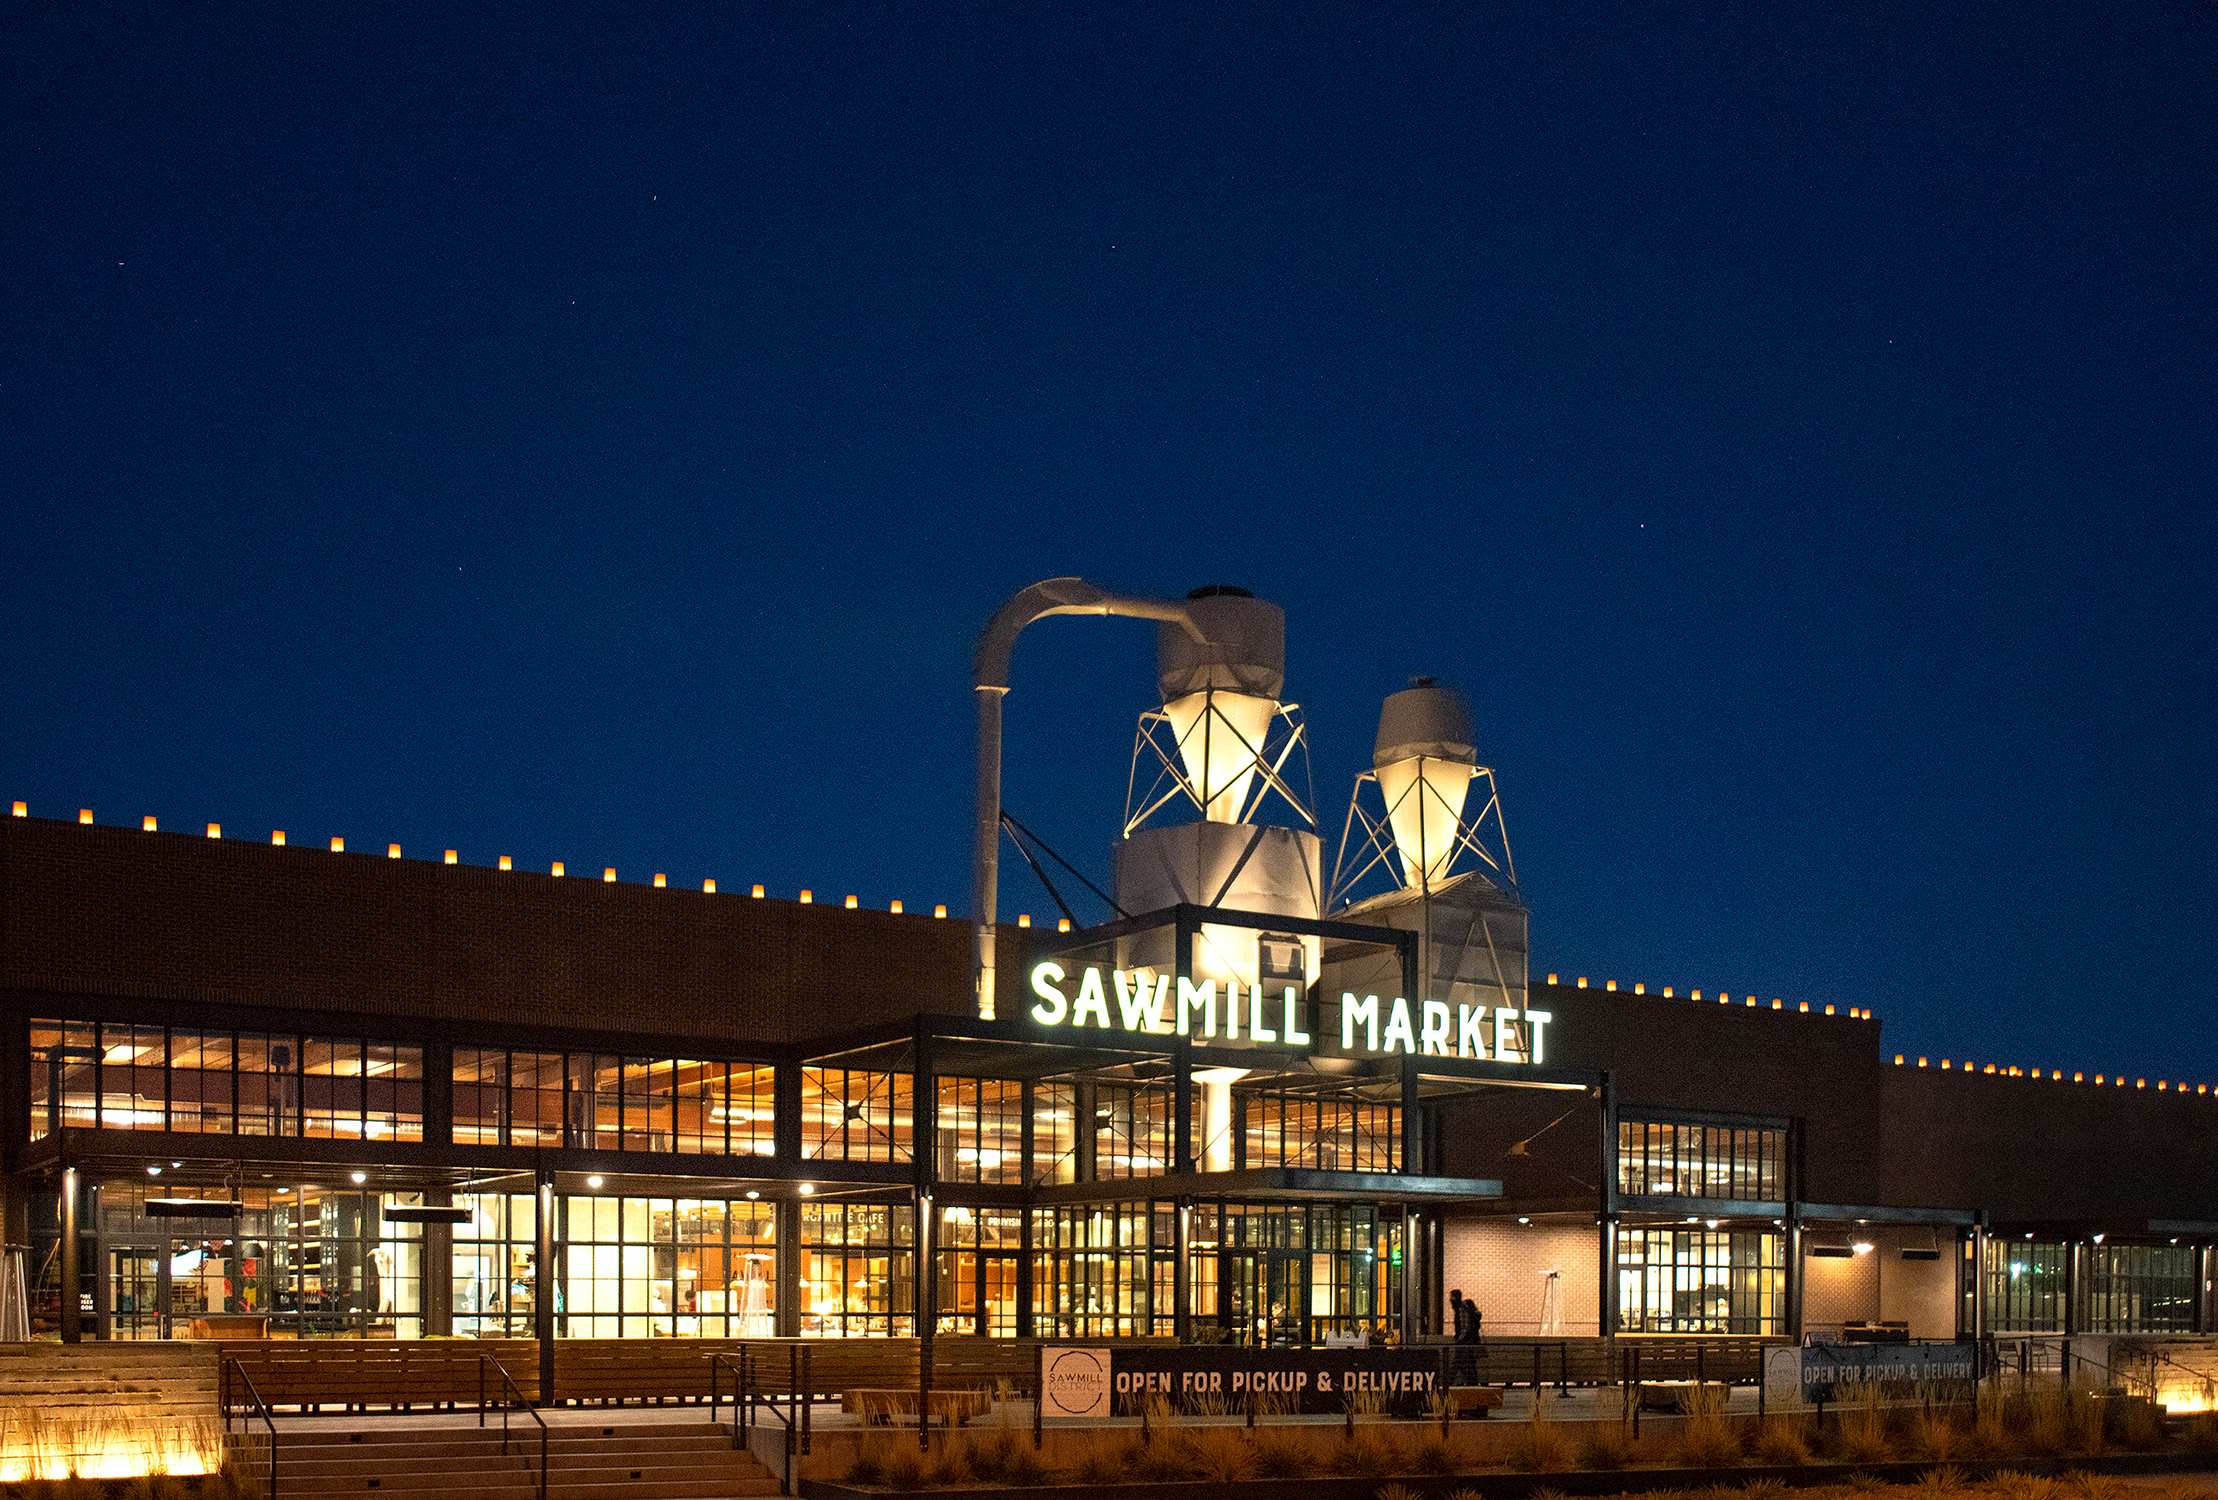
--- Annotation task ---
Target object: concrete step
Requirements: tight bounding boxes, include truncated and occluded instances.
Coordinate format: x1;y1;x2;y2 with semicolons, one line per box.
261;1419;779;1499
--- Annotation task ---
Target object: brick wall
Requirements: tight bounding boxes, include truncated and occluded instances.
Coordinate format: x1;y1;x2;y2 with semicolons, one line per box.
1801;1228;1958;1340
1441;1216;1602;1337
0;817;978;1049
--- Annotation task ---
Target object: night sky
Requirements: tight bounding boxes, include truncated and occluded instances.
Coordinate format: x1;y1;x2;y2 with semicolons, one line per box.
5;3;2214;1082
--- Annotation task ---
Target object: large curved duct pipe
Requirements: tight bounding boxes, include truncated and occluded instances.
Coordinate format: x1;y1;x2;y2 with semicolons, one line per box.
972;578;1208;1019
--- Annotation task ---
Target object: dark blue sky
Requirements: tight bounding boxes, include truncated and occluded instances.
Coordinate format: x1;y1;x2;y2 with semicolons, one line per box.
6;2;2214;1081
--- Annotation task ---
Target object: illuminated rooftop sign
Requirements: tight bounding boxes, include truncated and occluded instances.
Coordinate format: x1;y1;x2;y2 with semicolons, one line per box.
1027;961;1550;1064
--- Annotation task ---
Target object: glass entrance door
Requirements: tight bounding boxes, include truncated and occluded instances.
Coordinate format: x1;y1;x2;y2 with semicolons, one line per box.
1225;1249;1310;1347
108;1248;158;1339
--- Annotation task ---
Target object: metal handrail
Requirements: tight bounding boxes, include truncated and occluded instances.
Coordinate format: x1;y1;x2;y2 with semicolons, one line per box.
478;1354;548;1500
714;1344;809;1495
220;1356;279;1500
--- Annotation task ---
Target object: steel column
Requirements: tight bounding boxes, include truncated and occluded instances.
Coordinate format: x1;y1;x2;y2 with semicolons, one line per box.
59;1166;80;1344
535;1174;555;1401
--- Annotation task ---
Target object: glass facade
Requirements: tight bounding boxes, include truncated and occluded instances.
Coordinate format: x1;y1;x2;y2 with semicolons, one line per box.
84;1183;425;1340
453;1051;774;1156
20;1016;1587;1348
1031;1201;1405;1344
2086;1245;2198;1333
1984;1238;2067;1333
1616;1226;1785;1333
32;1020;423;1143
1242;1086;1398;1172
800;1202;915;1335
1093;1082;1170;1178
933;1077;1024;1184
1616;1119;1783;1200
801;1069;914;1162
453;1191;538;1336
561;1197;777;1336
934;1204;1024;1335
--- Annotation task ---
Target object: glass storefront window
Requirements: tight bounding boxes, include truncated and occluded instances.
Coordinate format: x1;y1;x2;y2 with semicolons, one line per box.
32;1020;422;1143
1241;1088;1398;1172
935;1205;1024;1335
1982;1238;2067;1333
1033;1082;1076;1185
801;1069;913;1162
75;1182;424;1340
1032;1203;1156;1337
1094;1083;1169;1179
1616;1226;1783;1333
558;1195;776;1337
934;1077;1024;1184
1617;1120;1783;1201
2086;1245;2198;1333
801;1202;915;1335
454;1192;538;1336
451;1050;770;1155
28;1020;99;1138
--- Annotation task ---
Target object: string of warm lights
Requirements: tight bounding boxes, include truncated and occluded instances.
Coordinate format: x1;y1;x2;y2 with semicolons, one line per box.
1522;962;2212;1096
1888;1054;2211;1094
1540;971;1869;1018
8;800;971;920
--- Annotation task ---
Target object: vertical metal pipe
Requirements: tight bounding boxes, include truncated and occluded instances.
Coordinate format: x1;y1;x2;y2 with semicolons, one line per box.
59;1166;79;1344
775;1196;801;1339
1018;1083;1036;1338
973;688;1006;1019
1978;1224;1996;1340
535;1176;555;1402
1598;1069;1618;1340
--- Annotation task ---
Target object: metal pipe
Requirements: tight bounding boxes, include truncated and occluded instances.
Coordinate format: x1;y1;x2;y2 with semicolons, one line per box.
971;579;1205;1018
59;1167;78;1345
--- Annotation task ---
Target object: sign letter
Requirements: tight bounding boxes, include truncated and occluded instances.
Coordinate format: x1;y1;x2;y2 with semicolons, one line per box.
1341;993;1379;1052
1030;962;1068;1025
1177;977;1217;1038
1383;997;1417;1054
1072;968;1111;1028
1420;1000;1451;1055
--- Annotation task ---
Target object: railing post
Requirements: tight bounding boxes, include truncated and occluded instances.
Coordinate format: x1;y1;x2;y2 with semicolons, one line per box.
478;1356;487;1428
803;1345;813;1456
1035;1341;1045;1450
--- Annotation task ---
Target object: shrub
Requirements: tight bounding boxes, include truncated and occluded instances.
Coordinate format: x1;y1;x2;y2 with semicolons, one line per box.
1505;1392;1574;1473
1675;1424;1742;1469
879;1443;927;1491
1833;1382;1891;1465
1911;1463;1969;1496
1577;1424;1635;1470
1987;1470;2059;1500
2061;1471;2128;1500
1376;1483;1422;1500
1409;1435;1462;1475
1066;1432;1129;1486
1249;1429;1311;1479
923;1436;972;1487
2109;1397;2165;1452
1750;1414;1812;1467
846;1445;886;1485
1329;1430;1400;1478
1911;1405;1965;1461
2185;1411;2218;1456
1002;1441;1049;1487
1189;1426;1253;1483
1739;1479;1791;1500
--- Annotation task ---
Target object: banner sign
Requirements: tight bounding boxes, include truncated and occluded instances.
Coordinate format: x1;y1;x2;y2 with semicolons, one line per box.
1039;1346;1445;1419
1765;1342;1978;1403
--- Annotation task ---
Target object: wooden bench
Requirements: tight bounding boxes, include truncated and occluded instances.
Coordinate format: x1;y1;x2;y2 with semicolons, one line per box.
842;1386;995;1426
213;1339;540;1409
1446;1386;1505;1418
